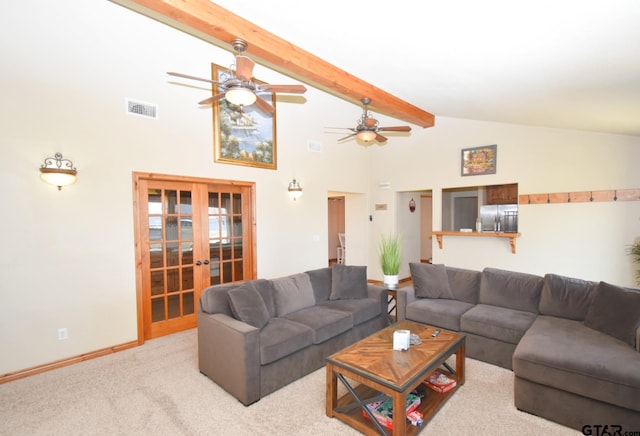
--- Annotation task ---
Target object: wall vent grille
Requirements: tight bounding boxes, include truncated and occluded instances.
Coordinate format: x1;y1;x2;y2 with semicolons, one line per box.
126;99;158;119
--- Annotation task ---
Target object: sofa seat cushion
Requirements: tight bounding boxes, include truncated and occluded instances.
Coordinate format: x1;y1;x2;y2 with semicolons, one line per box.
461;304;537;345
406;299;474;332
319;298;381;325
514;316;640;412
282;306;353;344
259;318;314;365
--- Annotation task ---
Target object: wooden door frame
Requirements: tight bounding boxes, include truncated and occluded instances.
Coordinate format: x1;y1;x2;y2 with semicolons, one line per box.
132;171;257;344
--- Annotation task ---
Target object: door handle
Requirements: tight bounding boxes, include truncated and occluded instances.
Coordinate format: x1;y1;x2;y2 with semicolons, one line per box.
195;260;202;266
203;259;210;265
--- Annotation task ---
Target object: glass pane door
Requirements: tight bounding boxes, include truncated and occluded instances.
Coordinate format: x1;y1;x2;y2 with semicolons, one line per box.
147;187;196;327
134;174;255;340
207;189;245;285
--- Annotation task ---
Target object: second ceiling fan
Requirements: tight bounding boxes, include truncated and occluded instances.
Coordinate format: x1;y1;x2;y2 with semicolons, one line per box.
167;38;306;113
335;98;412;144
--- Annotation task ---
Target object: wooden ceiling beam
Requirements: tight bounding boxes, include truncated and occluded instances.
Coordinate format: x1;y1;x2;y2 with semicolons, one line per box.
112;0;435;128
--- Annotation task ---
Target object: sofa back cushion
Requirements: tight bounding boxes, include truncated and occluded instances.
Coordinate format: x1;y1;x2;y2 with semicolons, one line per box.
446;266;481;304
252;279;276;318
272;273;316;316
410;263;454;299
539;273;598;320
584;281;640;348
479;268;543;313
305;267;332;302
330;264;368;300
227;282;271;329
199;282;243;316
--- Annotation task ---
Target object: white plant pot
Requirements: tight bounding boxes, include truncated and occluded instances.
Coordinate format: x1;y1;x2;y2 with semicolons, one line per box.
383;274;399;289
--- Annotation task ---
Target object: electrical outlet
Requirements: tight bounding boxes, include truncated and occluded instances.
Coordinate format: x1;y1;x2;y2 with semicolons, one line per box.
57;328;68;341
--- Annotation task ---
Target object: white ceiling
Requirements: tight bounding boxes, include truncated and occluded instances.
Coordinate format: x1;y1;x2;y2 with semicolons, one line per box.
212;0;640;136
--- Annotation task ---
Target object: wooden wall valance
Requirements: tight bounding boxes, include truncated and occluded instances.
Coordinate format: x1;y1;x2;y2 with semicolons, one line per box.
519;188;640;205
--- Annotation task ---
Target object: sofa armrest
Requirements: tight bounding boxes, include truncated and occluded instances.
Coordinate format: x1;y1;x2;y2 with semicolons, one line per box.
367;283;388;316
197;312;261;405
396;286;417;321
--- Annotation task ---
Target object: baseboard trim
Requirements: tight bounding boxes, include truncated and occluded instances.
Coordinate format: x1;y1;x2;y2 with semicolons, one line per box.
0;340;140;384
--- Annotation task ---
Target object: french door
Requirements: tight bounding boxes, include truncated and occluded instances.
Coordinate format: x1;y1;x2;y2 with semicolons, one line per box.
133;173;255;340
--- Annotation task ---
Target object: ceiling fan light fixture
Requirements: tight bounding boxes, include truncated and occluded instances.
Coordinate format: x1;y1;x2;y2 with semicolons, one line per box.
225;87;256;106
357;130;377;143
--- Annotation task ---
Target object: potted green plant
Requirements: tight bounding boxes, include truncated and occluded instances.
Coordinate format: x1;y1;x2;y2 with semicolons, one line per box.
627;239;640;286
379;233;402;289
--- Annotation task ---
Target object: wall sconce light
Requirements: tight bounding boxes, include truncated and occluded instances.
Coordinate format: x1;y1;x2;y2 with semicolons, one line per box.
40;152;78;190
288;179;303;200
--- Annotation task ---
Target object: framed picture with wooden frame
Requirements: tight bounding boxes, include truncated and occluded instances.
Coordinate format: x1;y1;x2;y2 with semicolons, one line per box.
461;144;497;176
211;63;277;170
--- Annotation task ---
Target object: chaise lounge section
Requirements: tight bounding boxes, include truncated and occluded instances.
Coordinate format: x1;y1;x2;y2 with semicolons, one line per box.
197;264;388;405
397;263;640;430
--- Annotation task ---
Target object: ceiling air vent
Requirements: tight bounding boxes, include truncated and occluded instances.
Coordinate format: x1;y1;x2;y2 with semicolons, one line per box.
126;99;158;119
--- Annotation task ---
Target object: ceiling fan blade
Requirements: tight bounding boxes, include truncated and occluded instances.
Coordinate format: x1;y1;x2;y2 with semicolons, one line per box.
254;95;275;113
258;84;307;94
378;126;412;132
375;133;388;143
338;133;357;141
198;92;226;105
235;55;255;81
325;127;356;131
167;71;220;85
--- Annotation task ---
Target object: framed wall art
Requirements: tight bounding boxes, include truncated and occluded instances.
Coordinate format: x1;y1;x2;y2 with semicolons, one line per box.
211;63;277;170
461;144;497;176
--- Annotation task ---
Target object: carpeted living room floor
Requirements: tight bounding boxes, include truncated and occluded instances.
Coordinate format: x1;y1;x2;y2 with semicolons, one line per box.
0;329;579;435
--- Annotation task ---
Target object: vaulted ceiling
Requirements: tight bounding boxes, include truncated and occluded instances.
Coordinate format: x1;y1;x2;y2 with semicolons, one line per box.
114;0;640;136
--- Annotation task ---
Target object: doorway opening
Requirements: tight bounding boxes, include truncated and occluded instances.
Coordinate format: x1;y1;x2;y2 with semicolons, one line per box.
328;196;345;265
132;172;256;342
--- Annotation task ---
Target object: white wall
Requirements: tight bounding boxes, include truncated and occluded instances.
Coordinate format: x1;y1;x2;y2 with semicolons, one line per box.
369;117;640;283
0;0;369;374
1;0;639;375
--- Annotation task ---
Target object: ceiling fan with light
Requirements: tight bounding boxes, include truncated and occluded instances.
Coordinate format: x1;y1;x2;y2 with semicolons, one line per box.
330;98;412;145
167;38;306;113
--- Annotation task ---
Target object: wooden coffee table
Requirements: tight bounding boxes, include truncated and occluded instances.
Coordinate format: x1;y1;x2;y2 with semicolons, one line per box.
326;320;465;435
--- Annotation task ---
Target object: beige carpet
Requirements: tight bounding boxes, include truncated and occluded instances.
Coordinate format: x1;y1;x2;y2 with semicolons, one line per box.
0;329;578;435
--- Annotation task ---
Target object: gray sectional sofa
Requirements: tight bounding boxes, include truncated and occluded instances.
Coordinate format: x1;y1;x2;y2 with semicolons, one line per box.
197;264;388;405
396;263;640;430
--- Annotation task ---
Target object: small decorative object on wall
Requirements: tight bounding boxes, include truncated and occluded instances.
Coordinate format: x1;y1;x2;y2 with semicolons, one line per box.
409;198;416;213
461;144;497;176
212;62;277;170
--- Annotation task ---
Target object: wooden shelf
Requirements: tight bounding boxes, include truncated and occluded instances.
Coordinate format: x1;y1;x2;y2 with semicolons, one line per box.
431;231;520;254
333;379;459;435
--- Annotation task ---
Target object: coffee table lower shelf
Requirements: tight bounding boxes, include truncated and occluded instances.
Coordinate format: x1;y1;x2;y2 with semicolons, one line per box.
331;378;459;435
